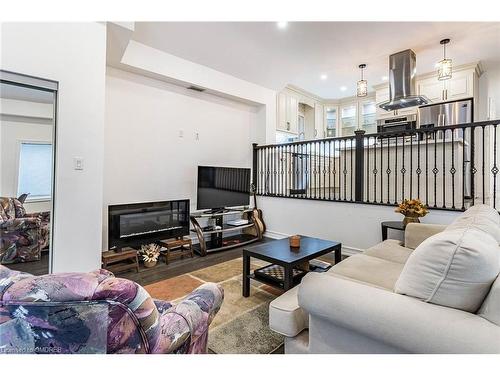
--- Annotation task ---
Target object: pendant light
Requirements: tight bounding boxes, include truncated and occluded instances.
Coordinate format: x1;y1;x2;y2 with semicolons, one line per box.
357;64;368;97
438;38;452;81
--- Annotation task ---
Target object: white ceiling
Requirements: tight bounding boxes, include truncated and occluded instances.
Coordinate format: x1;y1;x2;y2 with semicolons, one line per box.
131;22;500;99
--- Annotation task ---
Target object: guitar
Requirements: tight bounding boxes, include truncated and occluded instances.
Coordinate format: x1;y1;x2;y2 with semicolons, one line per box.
250;183;266;237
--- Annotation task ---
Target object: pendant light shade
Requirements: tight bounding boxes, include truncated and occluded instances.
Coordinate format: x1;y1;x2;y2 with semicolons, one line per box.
438;39;452;81
357;64;368;97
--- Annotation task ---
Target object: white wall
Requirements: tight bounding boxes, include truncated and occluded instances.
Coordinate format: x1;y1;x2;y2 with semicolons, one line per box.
103;67;259;249
1;23;106;273
259;196;461;253
478;63;500;121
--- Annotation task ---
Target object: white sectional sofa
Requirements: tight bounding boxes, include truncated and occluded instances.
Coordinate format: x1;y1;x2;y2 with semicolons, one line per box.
269;205;500;354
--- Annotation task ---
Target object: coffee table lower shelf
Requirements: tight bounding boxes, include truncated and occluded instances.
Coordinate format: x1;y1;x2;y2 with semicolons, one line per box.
249;263;332;290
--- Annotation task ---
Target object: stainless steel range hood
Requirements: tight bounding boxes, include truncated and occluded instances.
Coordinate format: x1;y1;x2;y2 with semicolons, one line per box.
379;49;429;111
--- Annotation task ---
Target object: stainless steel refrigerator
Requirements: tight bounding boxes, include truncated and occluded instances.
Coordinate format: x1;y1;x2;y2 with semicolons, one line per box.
418;98;473;197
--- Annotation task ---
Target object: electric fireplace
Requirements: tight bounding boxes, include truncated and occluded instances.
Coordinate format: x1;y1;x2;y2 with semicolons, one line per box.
108;199;190;250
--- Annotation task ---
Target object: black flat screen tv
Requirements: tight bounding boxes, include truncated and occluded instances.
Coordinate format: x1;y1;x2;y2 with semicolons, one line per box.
197;166;251;210
108;199;190;250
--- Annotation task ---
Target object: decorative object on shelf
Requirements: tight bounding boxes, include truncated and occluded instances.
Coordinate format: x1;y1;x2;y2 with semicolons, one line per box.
395;199;429;227
140;243;161;268
437;38;452;81
356;63;368;97
289;235;301;248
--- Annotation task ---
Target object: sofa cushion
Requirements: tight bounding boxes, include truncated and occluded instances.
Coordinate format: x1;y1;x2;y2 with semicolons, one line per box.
328;254;405;290
269;285;308;337
395;227;500;313
446;204;500;244
478;276;500;325
363;239;413;264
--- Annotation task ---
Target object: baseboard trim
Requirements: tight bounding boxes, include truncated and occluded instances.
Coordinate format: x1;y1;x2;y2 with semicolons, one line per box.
263;231;363;256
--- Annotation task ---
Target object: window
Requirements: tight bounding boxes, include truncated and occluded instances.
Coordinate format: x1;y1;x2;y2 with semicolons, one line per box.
17;142;53;200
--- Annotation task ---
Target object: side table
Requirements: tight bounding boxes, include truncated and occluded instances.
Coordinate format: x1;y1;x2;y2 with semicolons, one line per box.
381;221;405;241
160;237;193;264
102;248;139;273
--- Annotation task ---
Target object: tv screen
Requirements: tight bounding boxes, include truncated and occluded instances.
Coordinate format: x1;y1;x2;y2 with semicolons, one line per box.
197;166;251;209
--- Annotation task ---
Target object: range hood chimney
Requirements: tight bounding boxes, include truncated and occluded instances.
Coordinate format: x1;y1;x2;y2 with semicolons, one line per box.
379;49;429;111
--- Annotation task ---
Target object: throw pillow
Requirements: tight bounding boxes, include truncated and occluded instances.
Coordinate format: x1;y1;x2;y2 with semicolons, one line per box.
395;227;500;313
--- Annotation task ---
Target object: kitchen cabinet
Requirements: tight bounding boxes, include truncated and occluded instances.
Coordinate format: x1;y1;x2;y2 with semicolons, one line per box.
314;103;325;138
325;106;338;138
417;68;476;103
359;100;377;134
277;92;298;133
340;102;357;136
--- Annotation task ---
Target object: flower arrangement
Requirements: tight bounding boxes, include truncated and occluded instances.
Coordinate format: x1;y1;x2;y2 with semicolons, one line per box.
140;243;161;267
395;199;429;226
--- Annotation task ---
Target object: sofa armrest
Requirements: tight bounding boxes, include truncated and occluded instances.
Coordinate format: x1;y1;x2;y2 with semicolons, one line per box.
404;223;446;249
298;273;500;353
155;282;224;353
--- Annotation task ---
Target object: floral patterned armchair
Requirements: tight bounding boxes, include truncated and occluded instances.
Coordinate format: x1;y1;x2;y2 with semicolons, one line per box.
0;265;224;354
0;197;50;264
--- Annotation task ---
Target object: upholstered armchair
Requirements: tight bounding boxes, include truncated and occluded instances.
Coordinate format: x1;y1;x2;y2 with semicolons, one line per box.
0;265;224;354
0;197;50;264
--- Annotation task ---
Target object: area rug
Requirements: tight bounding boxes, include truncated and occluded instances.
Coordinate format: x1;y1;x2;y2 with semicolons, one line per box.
144;257;285;354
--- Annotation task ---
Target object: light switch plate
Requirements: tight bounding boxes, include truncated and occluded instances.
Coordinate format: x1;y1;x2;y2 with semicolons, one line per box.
74;157;84;170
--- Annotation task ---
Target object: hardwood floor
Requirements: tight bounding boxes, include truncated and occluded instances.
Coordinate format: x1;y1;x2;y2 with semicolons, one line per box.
118;237;275;286
6;252;50;275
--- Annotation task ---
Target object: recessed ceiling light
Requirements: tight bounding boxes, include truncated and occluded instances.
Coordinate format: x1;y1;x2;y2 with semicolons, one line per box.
320;74;328;80
277;22;288;29
381;76;388;81
340;86;347;92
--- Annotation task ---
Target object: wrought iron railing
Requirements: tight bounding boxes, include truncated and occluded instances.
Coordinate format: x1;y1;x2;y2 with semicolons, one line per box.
253;120;500;211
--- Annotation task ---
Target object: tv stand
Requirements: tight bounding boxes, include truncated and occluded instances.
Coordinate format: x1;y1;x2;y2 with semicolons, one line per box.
190;208;262;256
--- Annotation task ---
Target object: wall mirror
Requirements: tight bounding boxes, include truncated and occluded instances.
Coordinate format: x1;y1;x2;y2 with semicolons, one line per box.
0;71;57;274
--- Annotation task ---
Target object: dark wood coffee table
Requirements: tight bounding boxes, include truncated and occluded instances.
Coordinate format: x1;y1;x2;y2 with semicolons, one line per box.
242;236;341;297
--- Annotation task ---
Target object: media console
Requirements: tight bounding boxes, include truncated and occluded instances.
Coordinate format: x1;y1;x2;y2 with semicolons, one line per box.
190;208;262;256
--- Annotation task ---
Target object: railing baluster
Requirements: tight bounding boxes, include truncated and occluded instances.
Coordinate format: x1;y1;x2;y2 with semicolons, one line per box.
395;135;398;204
402;134;405;201
482;125;486;204
386;137;390;204
493;124;498;209
417;133;421;200
410;133;413;199
433;132;438;208
462;127;466;211
471;126;476;206
328;140;332;200
374;136;377;203
366;136;370;202
426;132;429;206
451;129;456;209
443;129;446;208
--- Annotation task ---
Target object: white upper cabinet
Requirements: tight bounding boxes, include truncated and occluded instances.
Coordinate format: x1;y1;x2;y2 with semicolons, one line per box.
446;69;474;101
340;101;358;136
417;66;477;104
417;77;444;102
287;96;298;133
314;103;324;139
375;86;392;119
277;92;299;133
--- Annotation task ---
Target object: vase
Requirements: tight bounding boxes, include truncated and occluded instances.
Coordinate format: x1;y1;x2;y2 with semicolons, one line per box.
403;216;420;227
144;260;157;268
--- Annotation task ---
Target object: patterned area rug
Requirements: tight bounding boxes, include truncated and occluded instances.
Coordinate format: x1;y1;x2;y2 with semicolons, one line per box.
144;257;285;354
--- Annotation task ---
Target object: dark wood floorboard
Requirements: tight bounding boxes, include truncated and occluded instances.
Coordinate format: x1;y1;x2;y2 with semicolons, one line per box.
5;252;50;275
118;237;274;286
